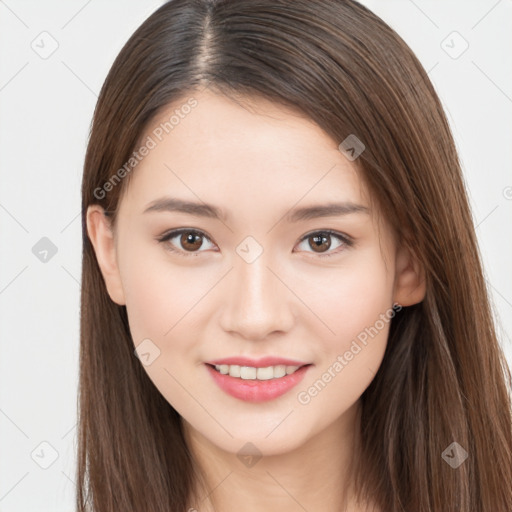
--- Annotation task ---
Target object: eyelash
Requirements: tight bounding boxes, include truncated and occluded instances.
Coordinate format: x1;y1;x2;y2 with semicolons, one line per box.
156;228;353;258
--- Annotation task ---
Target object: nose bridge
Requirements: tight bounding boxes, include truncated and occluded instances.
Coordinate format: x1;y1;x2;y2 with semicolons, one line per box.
236;250;274;305
220;245;294;339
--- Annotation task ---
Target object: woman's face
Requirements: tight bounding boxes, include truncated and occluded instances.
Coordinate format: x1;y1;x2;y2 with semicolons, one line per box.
87;89;424;456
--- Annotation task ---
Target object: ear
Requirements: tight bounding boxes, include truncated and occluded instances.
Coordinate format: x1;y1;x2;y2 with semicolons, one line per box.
393;243;426;307
86;205;126;305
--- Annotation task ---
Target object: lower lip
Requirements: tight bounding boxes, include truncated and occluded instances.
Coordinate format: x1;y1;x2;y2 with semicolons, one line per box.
205;364;311;403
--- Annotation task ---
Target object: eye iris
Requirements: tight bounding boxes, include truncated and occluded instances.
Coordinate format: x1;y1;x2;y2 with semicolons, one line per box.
181;232;202;251
310;233;331;253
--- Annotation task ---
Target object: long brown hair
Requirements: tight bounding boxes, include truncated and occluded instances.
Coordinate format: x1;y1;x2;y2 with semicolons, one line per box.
78;1;512;510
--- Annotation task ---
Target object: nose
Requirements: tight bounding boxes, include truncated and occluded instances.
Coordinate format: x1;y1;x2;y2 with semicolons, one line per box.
218;251;295;341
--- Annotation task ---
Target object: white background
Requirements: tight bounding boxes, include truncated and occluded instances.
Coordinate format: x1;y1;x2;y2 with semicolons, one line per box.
0;1;511;510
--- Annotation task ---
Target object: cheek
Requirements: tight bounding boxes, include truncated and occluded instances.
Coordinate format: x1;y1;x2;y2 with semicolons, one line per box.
118;248;210;412
118;245;184;345
294;253;393;403
119;245;216;357
333;274;392;348
300;254;393;348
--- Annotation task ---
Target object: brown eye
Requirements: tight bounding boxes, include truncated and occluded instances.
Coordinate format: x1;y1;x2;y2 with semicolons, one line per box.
308;233;331;253
157;228;352;259
296;230;352;258
180;232;204;251
157;229;215;256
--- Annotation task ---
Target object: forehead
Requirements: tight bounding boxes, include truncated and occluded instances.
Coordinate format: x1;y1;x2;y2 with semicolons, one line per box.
120;89;371;220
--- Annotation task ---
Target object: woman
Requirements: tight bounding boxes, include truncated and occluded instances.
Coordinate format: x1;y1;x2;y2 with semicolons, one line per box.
78;1;512;511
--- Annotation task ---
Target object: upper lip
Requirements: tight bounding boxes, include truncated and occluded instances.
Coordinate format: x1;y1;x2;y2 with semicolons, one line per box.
205;356;311;368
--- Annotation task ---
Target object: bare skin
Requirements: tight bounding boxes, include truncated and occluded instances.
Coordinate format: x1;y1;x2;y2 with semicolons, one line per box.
87;89;425;512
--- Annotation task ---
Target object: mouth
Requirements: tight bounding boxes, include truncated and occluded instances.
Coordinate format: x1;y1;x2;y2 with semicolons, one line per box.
206;362;312;381
204;362;313;402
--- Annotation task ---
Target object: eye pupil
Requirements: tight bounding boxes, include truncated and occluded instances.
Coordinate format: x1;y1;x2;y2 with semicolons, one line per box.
160;229;347;258
310;233;331;253
181;232;202;251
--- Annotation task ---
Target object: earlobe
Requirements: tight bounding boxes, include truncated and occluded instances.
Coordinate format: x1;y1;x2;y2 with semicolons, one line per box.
86;205;126;305
393;243;426;307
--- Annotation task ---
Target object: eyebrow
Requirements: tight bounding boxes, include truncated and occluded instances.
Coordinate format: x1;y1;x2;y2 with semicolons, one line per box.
143;196;370;222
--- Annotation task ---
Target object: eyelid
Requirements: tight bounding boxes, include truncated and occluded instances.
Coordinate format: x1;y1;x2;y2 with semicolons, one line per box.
296;229;353;258
156;228;216;256
156;228;353;258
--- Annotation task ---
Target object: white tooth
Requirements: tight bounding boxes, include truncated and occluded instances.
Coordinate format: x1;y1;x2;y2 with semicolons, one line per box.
240;366;257;379
256;366;274;380
228;365;241;378
213;363;303;379
273;365;286;378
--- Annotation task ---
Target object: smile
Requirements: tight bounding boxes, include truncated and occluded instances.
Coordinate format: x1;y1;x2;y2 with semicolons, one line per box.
205;363;313;402
212;363;302;380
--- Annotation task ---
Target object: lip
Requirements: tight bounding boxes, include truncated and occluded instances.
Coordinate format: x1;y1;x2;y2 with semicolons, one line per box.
205;363;313;403
205;356;310;368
